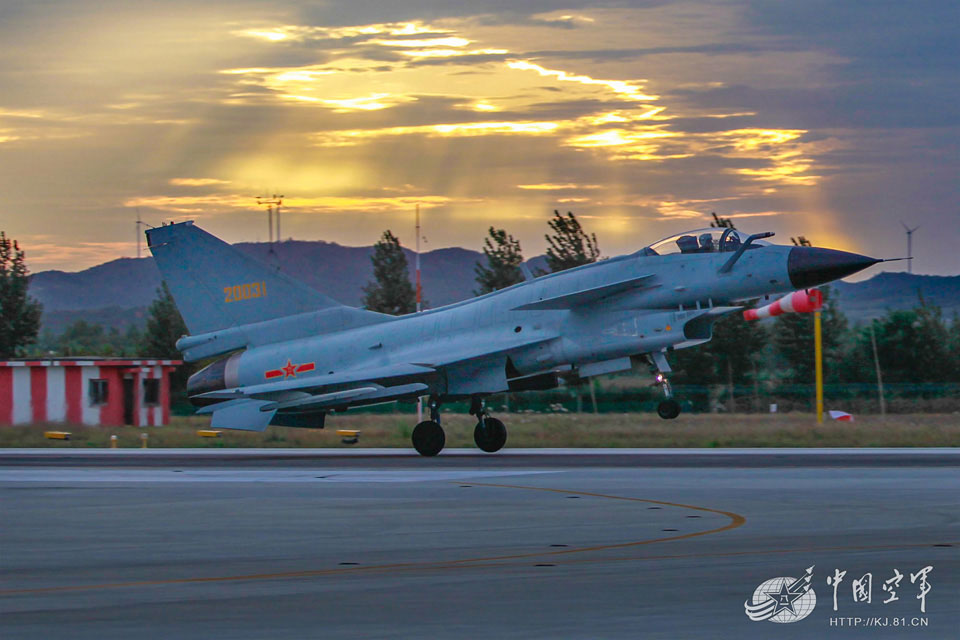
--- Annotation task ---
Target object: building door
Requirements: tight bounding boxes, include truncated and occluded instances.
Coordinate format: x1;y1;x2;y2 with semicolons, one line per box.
122;377;135;425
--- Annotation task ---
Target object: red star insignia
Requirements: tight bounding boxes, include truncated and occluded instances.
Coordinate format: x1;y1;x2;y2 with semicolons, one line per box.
281;359;298;378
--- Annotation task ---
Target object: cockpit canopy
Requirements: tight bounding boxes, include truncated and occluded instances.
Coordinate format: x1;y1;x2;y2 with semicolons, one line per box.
639;228;770;256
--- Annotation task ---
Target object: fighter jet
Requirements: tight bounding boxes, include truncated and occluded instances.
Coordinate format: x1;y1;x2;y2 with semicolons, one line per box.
147;223;879;456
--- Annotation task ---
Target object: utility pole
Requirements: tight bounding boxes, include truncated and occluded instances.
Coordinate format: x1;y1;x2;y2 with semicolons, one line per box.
415;203;423;422
415;204;422;313
276;195;284;242
869;320;886;416
901;222;920;274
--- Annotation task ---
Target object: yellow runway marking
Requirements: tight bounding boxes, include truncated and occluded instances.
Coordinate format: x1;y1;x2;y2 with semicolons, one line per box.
441;482;746;562
2;482;746;596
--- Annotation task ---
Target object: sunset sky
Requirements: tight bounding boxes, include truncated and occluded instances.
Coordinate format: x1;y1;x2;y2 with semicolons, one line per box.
1;0;957;275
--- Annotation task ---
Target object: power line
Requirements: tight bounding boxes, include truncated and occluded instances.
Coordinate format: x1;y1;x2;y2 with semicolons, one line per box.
256;195;284;244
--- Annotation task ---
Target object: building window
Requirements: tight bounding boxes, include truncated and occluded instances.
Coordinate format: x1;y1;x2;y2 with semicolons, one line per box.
89;379;109;405
143;379;160;406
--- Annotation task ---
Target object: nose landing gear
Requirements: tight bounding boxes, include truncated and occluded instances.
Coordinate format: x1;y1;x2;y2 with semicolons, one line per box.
657;398;681;420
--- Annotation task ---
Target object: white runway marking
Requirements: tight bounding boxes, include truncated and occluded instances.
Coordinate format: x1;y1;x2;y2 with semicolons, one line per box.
0;469;557;484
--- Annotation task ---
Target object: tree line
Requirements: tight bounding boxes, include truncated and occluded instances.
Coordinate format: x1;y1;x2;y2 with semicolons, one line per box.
2;213;959;400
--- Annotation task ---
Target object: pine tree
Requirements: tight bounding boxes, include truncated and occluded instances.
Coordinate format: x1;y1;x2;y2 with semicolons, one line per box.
850;305;953;383
0;232;43;358
362;230;416;315
141;282;187;357
475;227;525;295
772;286;847;384
543;210;600;273
140;282;191;391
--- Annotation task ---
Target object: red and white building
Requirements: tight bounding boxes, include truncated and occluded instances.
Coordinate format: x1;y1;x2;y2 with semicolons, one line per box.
0;359;180;427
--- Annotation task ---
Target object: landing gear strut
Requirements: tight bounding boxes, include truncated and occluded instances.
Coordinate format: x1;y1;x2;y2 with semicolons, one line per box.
470;396;507;453
650;351;681;420
412;396;445;456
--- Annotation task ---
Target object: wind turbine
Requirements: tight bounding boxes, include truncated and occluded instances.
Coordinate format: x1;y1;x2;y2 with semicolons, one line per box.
901;221;920;274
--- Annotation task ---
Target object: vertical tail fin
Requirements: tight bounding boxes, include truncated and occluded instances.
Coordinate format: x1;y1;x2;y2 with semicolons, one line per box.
146;222;341;334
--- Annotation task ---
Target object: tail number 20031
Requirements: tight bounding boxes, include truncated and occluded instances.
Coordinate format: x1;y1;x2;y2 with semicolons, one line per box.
224;282;266;303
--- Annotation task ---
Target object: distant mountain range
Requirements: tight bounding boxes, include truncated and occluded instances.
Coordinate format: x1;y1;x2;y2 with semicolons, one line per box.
830;272;960;321
28;240;959;334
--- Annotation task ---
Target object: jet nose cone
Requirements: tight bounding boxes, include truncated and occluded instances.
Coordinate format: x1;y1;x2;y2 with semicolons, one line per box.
788;247;880;289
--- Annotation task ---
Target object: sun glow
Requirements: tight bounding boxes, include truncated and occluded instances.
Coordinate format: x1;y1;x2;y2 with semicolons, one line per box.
124;193;478;216
313;121;561;146
517;183;601;190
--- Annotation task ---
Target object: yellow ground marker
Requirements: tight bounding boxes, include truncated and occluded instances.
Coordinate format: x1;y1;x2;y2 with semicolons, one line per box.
43;431;71;440
196;430;222;438
336;429;360;444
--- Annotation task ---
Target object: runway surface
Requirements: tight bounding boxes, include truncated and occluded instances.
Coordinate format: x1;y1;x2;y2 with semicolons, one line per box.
1;448;958;639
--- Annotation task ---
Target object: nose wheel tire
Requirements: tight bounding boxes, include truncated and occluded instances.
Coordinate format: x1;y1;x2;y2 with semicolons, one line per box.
474;417;507;453
657;399;681;420
412;420;445;456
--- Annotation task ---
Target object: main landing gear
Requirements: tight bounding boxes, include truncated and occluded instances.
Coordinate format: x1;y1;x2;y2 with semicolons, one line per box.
471;396;507;453
650;351;681;420
410;396;508;456
412;397;445;457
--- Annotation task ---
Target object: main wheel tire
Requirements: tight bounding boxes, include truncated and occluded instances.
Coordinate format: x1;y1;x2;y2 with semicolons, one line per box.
657;399;681;420
474;417;507;453
412;420;445;456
